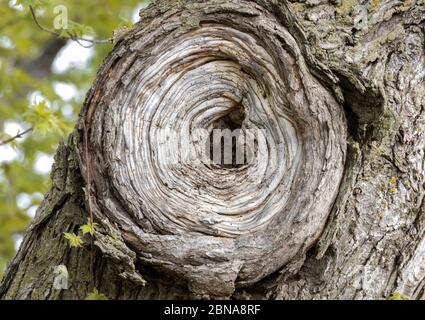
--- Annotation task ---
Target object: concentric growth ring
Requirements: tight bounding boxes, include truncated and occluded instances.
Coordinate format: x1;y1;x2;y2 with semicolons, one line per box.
80;1;347;297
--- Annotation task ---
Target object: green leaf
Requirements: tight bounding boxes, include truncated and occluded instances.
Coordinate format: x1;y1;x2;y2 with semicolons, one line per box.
24;100;71;136
0;133;18;148
387;292;409;300
85;288;109;300
63;232;84;248
65;21;96;38
79;219;98;235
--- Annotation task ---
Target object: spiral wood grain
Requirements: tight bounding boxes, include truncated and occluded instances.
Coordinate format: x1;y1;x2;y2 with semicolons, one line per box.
78;0;347;297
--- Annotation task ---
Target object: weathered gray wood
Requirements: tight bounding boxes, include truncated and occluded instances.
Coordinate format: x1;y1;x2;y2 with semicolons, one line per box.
1;0;424;300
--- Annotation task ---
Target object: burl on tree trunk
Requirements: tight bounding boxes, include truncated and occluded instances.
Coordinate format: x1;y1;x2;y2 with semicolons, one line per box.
1;0;424;300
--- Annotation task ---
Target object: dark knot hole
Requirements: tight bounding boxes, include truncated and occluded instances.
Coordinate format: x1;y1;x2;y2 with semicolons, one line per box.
208;104;250;169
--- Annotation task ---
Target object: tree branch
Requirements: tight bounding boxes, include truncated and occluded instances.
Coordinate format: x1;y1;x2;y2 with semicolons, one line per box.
20;37;68;78
29;6;112;48
0;128;33;146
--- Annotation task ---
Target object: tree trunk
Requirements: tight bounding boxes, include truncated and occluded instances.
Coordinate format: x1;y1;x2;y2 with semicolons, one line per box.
1;0;424;300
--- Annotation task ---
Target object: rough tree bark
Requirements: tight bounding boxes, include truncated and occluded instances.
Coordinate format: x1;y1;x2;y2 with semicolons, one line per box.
1;0;424;300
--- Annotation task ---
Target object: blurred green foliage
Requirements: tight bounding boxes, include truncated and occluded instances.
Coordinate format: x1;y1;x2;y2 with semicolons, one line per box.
0;0;147;279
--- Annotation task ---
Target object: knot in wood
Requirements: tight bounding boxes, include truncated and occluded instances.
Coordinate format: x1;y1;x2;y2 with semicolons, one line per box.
78;0;347;297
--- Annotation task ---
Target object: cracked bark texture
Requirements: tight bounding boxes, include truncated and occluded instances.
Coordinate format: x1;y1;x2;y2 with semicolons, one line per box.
1;0;425;300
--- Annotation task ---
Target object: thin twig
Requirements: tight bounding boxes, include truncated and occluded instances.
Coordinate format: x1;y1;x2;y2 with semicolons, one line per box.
0;128;33;146
29;6;112;47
